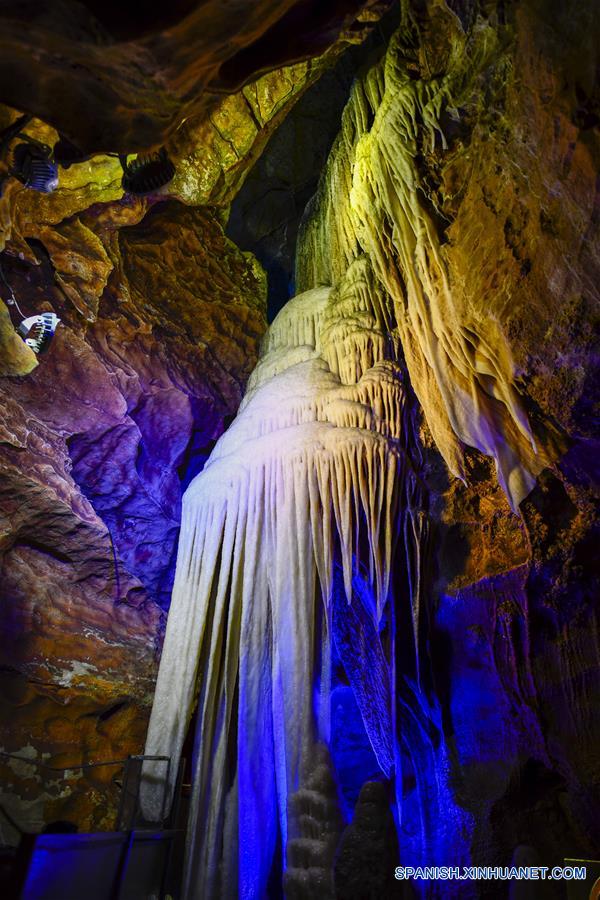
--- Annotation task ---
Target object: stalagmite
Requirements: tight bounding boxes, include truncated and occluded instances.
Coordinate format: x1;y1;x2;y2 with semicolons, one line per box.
143;261;424;898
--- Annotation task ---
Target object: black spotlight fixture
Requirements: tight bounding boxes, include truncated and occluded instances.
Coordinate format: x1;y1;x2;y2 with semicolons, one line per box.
0;113;58;194
120;147;176;195
11;141;59;193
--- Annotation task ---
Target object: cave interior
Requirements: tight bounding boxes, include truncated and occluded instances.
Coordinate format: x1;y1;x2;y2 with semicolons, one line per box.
0;1;598;898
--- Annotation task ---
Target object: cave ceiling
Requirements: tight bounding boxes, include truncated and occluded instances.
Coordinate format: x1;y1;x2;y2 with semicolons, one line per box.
0;0;392;154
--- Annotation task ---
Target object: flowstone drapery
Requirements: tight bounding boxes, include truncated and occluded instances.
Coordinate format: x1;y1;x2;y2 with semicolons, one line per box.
143;258;425;898
297;29;553;510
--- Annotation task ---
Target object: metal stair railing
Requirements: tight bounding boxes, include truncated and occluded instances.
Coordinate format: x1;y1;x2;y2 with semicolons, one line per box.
0;753;184;900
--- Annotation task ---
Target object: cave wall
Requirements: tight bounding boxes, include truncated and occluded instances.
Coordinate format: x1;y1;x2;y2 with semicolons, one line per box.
414;0;600;870
0;200;266;839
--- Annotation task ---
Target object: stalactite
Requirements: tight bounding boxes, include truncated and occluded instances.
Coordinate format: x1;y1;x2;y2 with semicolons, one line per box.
297;27;554;511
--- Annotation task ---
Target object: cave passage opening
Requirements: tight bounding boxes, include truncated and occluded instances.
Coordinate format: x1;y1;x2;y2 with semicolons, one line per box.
226;13;397;322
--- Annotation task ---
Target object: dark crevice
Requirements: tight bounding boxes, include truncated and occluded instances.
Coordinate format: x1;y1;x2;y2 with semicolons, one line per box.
226;20;391;321
11;540;73;565
81;699;130;722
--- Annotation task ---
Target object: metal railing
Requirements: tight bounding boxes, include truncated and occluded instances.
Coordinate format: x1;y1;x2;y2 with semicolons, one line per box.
0;753;184;899
0;752;172;831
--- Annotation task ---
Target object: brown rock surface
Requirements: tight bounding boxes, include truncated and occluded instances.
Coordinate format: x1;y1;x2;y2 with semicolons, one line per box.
0;198;266;836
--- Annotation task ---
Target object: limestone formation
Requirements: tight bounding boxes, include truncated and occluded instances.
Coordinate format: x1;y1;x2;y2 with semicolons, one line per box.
297;24;558;510
143;249;425;896
144;4;599;894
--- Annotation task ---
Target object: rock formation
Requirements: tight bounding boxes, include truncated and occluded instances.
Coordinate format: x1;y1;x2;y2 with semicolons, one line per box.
0;0;392;153
145;2;599;895
0;200;266;838
143;259;424;896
